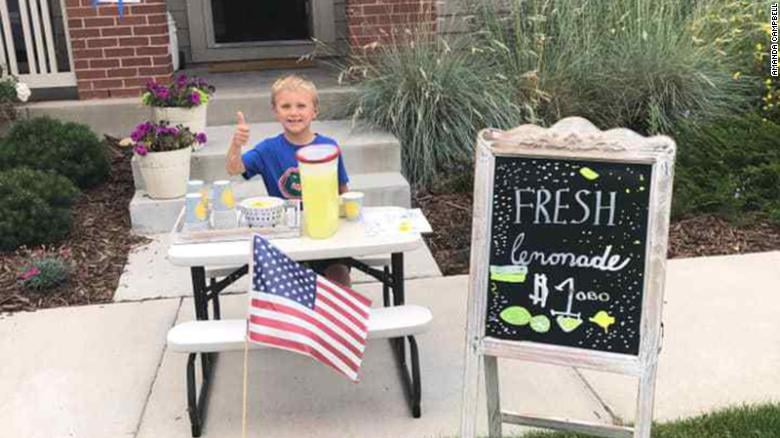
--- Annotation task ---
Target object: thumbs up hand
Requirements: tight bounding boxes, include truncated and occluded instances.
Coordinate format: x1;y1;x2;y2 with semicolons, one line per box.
232;111;250;148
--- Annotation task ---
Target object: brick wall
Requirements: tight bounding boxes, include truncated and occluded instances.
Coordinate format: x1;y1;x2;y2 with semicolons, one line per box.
346;0;436;49
65;0;173;99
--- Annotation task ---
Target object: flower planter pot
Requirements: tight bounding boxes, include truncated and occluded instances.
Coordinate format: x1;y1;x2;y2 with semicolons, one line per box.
151;105;207;149
137;147;192;199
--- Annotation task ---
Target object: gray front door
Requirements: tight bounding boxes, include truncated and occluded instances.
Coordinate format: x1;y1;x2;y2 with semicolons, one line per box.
188;0;335;63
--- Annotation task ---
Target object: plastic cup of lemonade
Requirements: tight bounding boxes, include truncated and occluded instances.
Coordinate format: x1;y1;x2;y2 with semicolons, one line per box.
296;144;340;239
341;191;364;221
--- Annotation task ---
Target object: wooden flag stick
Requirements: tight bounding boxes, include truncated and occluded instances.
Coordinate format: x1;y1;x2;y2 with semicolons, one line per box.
242;326;250;438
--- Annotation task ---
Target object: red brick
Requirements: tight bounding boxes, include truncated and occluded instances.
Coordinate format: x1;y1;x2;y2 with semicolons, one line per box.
71;39;86;49
362;4;390;15
70;28;100;39
92;78;124;89
72;48;103;59
149;36;169;45
119;36;149;46
136;46;167;56
83;17;114;27
87;37;118;48
147;14;167;25
80;90;110;99
77;80;93;90
123;78;148;88
99;6;123;16
152;55;172;66
104;47;135;57
90;59;119;68
127;4;165;14
139;66;172;76
121;57;152;67
78;69;107;79
68;18;83;29
101;27;133;37
134;24;167;36
65;0;81;7
110;88;143;98
67;7;97;18
118;16;146;26
107;68;137;78
74;60;89;69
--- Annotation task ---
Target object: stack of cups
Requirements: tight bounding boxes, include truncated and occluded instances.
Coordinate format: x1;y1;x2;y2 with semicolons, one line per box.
211;180;238;229
184;180;209;231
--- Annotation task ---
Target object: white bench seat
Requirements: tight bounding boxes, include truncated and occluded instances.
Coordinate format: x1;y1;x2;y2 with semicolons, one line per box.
168;304;433;353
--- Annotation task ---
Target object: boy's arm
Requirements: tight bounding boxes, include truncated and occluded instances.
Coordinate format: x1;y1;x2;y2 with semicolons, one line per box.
339;184;349;194
226;111;249;176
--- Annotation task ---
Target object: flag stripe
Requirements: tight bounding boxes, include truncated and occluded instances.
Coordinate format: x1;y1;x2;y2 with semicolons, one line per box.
316;293;368;331
318;276;372;309
248;331;359;381
249;316;360;371
313;298;368;339
249;307;364;360
252;293;367;345
317;279;370;319
315;293;368;334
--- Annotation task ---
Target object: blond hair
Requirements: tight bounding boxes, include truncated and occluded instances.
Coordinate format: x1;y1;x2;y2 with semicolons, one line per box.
270;75;319;108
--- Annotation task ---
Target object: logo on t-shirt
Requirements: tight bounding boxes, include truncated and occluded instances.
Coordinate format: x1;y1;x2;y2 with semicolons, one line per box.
278;167;302;199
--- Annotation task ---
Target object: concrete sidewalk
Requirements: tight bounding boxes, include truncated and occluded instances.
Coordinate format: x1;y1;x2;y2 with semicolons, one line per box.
2;252;779;437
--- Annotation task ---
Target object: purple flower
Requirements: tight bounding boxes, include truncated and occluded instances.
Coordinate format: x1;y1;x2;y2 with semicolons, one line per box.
195;132;207;144
154;87;170;100
189;92;201;105
176;74;187;86
19;266;40;281
134;144;149;156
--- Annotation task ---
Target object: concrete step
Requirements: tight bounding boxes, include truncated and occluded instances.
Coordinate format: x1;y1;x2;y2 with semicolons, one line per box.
130;120;401;190
23;86;356;138
129;172;411;233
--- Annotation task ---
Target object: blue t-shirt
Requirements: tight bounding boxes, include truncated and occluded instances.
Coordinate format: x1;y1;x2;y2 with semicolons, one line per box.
241;133;349;199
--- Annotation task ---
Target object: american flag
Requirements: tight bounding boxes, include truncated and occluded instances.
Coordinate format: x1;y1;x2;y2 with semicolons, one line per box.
247;234;372;382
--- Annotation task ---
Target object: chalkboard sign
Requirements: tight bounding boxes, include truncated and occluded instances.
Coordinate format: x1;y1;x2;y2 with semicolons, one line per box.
486;157;652;355
461;118;676;438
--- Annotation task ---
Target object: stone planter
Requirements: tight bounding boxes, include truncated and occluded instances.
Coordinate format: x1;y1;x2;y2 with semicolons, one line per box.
151;105;207;149
137;147;192;199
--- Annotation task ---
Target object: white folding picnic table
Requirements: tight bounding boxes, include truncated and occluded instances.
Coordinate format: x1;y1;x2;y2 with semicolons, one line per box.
167;207;430;437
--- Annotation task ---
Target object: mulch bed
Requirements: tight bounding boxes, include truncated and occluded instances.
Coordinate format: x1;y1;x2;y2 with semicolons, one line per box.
414;190;780;276
0;140;149;314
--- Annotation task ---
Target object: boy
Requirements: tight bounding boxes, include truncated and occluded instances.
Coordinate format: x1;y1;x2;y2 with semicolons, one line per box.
226;75;351;286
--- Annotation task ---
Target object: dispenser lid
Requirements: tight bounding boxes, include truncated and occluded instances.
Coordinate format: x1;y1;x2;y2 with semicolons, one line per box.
296;144;339;164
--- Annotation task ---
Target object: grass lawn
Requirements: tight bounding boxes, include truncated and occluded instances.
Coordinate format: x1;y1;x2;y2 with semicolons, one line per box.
517;403;780;438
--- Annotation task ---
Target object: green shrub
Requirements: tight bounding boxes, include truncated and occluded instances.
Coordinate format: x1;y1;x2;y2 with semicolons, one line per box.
0;117;110;189
470;0;754;135
341;30;525;188
0;167;80;251
18;256;70;292
672;113;780;222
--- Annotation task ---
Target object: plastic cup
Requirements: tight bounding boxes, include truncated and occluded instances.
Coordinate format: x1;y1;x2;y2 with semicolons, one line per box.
341;191;364;221
211;180;236;211
184;193;209;230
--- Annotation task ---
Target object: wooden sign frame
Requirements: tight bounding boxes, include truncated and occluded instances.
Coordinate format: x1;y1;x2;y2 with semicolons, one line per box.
461;117;676;438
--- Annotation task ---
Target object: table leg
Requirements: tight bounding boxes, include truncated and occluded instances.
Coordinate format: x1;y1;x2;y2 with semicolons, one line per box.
186;267;217;437
389;252;422;418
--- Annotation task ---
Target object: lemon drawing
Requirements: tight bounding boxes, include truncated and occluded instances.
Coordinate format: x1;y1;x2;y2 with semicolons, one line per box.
489;265;528;283
399;219;412;232
589;311;616;333
556;316;583;333
221;189;235;208
579;167;599;181
499;306;532;326
530;315;551;333
194;200;208;220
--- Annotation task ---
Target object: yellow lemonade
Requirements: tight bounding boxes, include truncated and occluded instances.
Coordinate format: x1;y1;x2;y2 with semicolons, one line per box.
301;170;339;238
